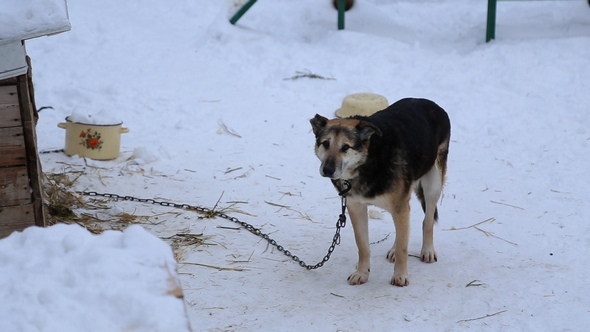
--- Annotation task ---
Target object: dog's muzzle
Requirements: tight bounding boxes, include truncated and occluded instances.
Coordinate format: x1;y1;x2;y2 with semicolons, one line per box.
321;164;336;178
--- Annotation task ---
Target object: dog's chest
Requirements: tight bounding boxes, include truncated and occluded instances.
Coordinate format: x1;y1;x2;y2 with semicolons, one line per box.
347;193;393;212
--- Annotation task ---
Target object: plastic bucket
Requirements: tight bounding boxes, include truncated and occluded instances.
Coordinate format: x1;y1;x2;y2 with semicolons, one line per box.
57;117;129;160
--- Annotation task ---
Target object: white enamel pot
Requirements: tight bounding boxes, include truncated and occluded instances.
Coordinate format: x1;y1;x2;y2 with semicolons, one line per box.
57;117;129;160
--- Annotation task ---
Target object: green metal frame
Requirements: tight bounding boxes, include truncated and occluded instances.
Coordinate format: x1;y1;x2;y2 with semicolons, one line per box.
486;0;584;42
337;0;346;30
229;0;348;30
229;0;258;25
486;0;498;42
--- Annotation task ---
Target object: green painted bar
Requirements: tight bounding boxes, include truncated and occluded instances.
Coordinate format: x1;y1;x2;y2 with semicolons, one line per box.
229;0;258;25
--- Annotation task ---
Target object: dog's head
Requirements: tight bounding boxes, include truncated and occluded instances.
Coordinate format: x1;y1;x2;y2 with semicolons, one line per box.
310;114;382;180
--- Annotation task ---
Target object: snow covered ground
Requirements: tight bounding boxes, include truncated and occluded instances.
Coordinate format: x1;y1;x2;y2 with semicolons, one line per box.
0;225;190;331
3;0;590;330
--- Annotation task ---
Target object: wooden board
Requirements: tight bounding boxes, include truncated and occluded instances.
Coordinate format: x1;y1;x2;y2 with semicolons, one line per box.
0;86;20;128
0;126;26;167
0;204;35;238
0;85;18;105
0;104;21;127
0;166;31;206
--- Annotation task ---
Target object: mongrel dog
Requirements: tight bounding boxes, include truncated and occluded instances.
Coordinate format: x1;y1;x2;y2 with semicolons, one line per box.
310;98;450;286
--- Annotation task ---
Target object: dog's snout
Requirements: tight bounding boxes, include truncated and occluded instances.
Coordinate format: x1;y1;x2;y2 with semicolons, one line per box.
321;163;336;178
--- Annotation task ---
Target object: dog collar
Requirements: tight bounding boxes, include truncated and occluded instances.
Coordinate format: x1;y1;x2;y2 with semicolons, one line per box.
338;180;352;197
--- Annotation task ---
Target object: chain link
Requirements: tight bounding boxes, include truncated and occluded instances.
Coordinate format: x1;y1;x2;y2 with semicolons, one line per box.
39;149;65;154
78;180;351;270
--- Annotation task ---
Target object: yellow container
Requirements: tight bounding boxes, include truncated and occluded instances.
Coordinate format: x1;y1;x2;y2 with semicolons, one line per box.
57;117;129;160
335;93;389;118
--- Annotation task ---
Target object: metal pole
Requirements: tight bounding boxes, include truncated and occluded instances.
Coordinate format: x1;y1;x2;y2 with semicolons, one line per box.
230;0;258;25
486;0;497;42
338;0;345;30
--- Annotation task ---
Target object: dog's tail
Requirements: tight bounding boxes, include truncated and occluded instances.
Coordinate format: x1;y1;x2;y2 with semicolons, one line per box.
415;183;439;222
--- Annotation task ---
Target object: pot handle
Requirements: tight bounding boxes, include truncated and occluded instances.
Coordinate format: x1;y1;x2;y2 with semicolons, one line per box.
121;127;129;134
57;123;68;129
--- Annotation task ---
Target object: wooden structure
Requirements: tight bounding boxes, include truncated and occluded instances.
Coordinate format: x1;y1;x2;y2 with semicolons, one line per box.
0;56;44;237
0;0;71;238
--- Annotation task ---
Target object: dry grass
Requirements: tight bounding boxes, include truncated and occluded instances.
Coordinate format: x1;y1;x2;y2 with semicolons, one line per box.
41;171;209;257
443;217;518;246
283;70;335;81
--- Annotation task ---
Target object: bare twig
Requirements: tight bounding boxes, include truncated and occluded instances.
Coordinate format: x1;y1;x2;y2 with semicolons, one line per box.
550;189;570;194
466;280;484;287
211;192;224;213
264;201;313;222
474;227;518;246
279;191;301;198
229;250;255;264
457;310;507;323
265;201;290;209
218;119;242;138
224;167;243;174
443;217;496;231
443;217;517;246
490;200;524;210
180;262;248;272
216;226;241;230
283;70;335;81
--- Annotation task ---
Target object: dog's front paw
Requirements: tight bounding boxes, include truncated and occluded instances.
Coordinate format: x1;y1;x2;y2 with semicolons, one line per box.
391;273;409;287
420;246;438;263
348;270;369;285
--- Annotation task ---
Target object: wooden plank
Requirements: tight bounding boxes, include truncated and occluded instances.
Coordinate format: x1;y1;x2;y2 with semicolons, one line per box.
25;56;38;120
0;77;18;86
0;204;35;239
17;69;45;227
0;85;19;106
0;104;22;128
0;166;31;206
0;84;21;128
0;127;26;167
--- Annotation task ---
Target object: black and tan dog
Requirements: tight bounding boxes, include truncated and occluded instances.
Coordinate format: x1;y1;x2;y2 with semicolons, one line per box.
310;98;450;286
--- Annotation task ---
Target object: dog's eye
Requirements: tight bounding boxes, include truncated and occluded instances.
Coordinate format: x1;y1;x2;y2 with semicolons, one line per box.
341;144;350;153
321;141;330;149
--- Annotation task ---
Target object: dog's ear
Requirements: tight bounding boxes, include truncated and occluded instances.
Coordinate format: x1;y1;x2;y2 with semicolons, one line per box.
310;114;328;136
357;121;382;142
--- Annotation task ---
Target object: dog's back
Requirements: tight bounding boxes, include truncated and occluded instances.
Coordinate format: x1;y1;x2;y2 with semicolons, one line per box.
352;98;450;198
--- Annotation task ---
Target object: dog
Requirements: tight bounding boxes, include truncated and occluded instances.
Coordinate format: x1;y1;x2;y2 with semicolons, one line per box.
310;98;450;286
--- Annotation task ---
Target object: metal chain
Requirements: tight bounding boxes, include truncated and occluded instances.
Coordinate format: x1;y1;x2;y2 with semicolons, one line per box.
40;149;65;154
77;180;351;270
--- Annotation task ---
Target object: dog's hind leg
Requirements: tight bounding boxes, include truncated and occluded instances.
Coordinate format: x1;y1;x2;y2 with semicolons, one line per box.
415;182;438;221
346;201;371;285
417;163;443;263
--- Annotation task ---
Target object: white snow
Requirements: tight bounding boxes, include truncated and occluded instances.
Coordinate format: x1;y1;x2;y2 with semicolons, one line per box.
0;0;70;45
69;108;122;125
0;224;190;331
3;0;590;330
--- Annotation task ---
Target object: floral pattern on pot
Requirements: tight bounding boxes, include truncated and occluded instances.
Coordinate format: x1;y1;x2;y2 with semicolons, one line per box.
80;129;103;150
